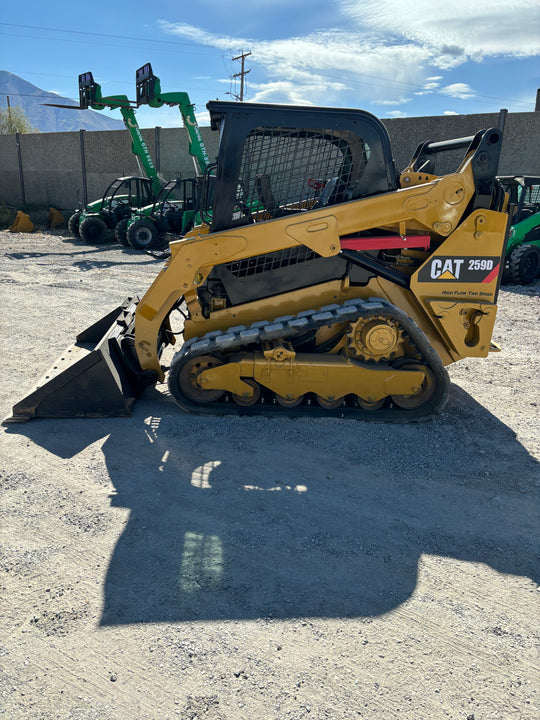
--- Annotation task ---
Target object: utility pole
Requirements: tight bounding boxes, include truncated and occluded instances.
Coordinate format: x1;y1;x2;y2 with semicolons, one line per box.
230;51;251;101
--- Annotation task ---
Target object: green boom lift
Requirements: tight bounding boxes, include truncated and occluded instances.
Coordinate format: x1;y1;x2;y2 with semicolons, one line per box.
125;63;210;250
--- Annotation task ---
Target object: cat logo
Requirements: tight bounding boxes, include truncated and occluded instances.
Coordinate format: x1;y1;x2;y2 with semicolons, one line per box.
417;256;500;284
430;258;464;280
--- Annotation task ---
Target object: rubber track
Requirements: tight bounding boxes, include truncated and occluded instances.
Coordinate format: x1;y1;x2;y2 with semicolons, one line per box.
168;297;450;422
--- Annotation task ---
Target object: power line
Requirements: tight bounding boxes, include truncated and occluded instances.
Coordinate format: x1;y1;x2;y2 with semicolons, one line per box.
0;31;222;59
1;22;534;109
1;21;534;111
0;22;220;51
0;92;74;99
1;85;533;113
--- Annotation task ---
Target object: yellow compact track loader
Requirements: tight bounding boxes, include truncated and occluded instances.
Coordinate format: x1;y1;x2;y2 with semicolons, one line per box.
5;101;510;423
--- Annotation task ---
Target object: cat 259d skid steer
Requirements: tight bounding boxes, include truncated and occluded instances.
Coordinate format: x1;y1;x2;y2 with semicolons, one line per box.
5;100;510;423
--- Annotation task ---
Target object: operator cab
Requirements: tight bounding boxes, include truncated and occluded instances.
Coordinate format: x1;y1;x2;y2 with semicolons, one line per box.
204;101;399;233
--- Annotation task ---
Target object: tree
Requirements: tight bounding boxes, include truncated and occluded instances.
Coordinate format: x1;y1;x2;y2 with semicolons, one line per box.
0;105;39;134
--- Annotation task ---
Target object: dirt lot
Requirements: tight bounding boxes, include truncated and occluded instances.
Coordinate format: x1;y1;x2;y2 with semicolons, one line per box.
1;227;538;720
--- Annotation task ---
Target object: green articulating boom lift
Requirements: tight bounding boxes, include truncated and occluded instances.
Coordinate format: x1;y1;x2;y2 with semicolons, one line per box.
46;72;163;244
125;63;211;250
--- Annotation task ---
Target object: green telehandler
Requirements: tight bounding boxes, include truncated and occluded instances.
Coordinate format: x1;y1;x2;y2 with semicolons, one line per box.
125;63;211;250
498;176;540;284
135;63;209;175
125;177;202;250
52;72;163;244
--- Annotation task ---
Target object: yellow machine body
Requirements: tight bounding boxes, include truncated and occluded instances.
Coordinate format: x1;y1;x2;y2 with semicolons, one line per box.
5;101;510;423
134;178;508;380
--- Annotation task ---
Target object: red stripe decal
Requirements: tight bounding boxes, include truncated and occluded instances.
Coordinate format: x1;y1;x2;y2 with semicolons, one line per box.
482;263;500;283
340;235;431;251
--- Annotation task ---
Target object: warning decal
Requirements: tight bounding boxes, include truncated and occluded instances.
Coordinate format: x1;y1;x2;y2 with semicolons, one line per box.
417;257;501;283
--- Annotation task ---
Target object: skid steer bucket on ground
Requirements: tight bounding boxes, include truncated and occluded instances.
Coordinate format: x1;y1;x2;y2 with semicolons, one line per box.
4;297;156;423
9;211;34;233
47;207;65;229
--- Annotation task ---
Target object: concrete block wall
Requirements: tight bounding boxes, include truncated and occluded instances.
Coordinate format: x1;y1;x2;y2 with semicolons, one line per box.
0;111;538;212
383;111;540;176
12;131;82;207
0;125;220;211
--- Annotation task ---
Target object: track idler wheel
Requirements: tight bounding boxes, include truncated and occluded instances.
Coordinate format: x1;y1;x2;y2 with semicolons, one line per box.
390;362;436;409
176;355;225;404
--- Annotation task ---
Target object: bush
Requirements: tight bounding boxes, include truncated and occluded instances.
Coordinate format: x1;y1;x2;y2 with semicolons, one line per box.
0;202;15;230
0;106;39;134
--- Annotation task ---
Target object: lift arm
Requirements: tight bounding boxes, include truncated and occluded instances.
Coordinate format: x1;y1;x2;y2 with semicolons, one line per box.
117;105;161;195
135;63;210;175
78;73;162;196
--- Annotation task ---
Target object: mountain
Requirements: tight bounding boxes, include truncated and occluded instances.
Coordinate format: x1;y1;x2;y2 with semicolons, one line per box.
0;71;124;133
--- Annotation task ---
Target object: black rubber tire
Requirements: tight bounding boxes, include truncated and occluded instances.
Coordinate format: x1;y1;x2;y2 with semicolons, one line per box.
114;217;130;246
508;244;540;284
500;265;511;285
67;212;81;238
79;216;109;244
127;219;160;250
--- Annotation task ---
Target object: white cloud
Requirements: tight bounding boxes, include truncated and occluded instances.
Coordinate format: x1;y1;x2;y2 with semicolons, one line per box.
375;96;411;106
248;81;317;106
444;111;459;115
439;83;475;99
248;75;350;105
159;20;432;106
157;1;538;110
195;109;211;126
342;0;540;62
415;79;443;95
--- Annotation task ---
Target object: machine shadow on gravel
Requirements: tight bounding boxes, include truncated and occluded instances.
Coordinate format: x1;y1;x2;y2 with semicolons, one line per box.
6;244;163;270
5;384;538;625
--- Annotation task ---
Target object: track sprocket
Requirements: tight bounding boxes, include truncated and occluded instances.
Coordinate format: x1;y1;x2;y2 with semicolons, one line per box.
347;315;404;362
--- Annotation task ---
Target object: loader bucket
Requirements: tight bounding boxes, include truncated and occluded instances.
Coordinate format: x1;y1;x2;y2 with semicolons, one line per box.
9;211;34;233
47;207;65;229
3;296;154;423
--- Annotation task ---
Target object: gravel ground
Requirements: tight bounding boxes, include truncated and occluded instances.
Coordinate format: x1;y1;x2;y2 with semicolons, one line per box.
1;227;539;720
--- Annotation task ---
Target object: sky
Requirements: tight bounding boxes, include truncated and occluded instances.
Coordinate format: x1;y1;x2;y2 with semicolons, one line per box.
1;0;539;129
